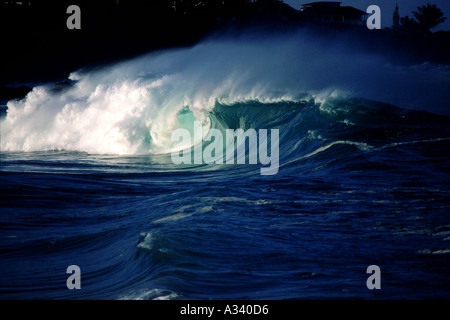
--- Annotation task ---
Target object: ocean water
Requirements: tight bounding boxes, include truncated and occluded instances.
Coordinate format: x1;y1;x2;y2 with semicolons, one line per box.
1;30;450;299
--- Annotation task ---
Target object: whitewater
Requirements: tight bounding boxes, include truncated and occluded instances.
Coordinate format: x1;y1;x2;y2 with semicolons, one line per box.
2;29;449;154
1;29;449;299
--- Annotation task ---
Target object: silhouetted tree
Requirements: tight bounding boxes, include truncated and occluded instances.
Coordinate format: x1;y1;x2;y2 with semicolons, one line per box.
412;3;447;32
400;15;420;32
392;3;400;28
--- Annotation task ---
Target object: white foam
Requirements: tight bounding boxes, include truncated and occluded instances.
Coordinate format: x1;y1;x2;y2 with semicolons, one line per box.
418;248;450;255
152;213;193;224
3;30;449;154
137;232;154;251
118;288;179;300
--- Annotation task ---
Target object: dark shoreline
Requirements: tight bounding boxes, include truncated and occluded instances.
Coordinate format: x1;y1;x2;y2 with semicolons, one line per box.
1;1;449;103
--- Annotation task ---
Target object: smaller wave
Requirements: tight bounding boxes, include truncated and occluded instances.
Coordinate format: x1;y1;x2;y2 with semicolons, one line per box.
418;248;450;255
152;213;193;224
281;140;373;168
382;137;450;149
117;288;179;300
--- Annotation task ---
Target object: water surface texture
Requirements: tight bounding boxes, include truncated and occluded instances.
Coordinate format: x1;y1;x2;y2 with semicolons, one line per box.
1;31;449;299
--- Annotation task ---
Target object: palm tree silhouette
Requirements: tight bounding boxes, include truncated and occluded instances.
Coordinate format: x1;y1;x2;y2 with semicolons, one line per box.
412;3;447;32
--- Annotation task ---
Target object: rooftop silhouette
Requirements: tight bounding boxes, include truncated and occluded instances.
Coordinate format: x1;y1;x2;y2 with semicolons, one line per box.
0;0;449;92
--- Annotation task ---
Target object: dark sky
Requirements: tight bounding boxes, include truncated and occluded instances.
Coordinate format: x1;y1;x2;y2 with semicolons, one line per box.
283;0;450;31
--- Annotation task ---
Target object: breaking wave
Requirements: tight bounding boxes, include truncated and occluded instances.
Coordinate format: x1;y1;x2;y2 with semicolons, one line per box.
2;29;449;158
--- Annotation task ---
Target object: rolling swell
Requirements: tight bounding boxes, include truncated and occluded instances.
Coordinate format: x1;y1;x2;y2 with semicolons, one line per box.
1;95;449;299
208;96;450;174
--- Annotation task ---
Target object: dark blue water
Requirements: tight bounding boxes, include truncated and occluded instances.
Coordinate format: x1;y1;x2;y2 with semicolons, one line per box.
1;33;450;299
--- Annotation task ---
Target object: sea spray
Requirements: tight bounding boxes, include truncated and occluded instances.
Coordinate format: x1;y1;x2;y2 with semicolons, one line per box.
1;29;449;154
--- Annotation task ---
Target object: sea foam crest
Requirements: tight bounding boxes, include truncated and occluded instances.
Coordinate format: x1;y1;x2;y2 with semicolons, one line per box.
2;30;449;154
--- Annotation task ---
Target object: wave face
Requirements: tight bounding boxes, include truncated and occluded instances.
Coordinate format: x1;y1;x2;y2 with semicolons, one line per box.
1;30;450;300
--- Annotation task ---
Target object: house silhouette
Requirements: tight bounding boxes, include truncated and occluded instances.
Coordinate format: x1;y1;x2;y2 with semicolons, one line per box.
300;1;367;25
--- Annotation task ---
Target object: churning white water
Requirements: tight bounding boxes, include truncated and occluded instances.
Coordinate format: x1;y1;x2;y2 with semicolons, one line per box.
2;29;449;154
